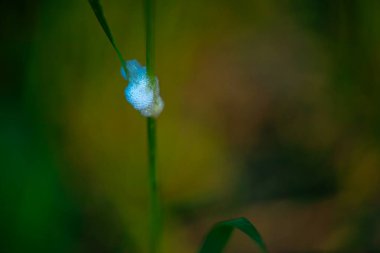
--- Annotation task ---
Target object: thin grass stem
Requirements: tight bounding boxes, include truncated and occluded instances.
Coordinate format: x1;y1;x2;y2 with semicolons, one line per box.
145;0;155;79
145;0;161;252
147;117;160;253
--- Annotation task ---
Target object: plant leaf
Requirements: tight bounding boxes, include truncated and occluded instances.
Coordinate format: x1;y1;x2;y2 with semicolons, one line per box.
88;0;127;73
198;217;268;253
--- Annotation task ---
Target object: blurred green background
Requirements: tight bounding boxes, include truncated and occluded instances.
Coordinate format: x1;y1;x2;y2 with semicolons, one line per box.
1;0;380;252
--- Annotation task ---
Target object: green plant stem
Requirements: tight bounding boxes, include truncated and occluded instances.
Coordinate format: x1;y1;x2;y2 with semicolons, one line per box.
89;0;161;251
145;0;155;79
145;0;160;252
147;117;160;253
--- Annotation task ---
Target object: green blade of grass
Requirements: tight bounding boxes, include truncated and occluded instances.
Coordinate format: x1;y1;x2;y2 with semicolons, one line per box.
88;0;128;74
198;217;268;253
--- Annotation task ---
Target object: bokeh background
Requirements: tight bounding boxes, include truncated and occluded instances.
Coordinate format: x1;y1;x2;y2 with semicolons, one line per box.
1;0;380;252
